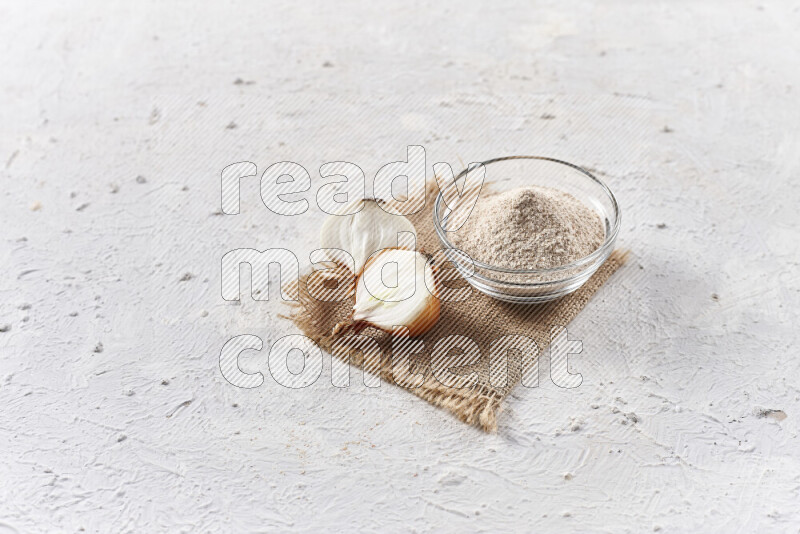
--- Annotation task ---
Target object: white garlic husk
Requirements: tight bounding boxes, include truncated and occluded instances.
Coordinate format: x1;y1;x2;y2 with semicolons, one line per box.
352;248;440;337
320;199;417;275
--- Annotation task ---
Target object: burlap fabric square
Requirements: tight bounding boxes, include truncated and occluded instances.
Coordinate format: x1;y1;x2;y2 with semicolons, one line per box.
287;187;625;432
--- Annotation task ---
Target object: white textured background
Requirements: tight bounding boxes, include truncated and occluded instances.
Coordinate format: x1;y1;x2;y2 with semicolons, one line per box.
2;1;799;532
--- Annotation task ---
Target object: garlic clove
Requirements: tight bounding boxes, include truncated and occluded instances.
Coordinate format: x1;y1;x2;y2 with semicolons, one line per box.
353;248;440;337
320;199;417;275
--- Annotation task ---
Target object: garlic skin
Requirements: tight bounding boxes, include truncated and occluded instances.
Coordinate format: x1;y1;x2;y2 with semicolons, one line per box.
320;199;417;275
353;248;440;337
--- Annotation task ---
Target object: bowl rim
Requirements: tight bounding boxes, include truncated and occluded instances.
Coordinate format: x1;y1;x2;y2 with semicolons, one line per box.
432;155;621;276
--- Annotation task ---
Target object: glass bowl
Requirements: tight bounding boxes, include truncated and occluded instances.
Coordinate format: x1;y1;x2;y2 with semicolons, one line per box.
432;156;620;304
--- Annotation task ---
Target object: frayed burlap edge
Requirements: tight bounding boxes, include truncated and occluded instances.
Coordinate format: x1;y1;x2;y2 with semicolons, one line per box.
285;249;627;432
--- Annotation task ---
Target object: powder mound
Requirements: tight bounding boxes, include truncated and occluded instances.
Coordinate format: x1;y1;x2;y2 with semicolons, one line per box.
450;186;604;270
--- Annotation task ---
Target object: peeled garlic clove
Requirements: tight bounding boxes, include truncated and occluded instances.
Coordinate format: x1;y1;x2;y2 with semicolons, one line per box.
320;199;417;275
353;248;440;337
